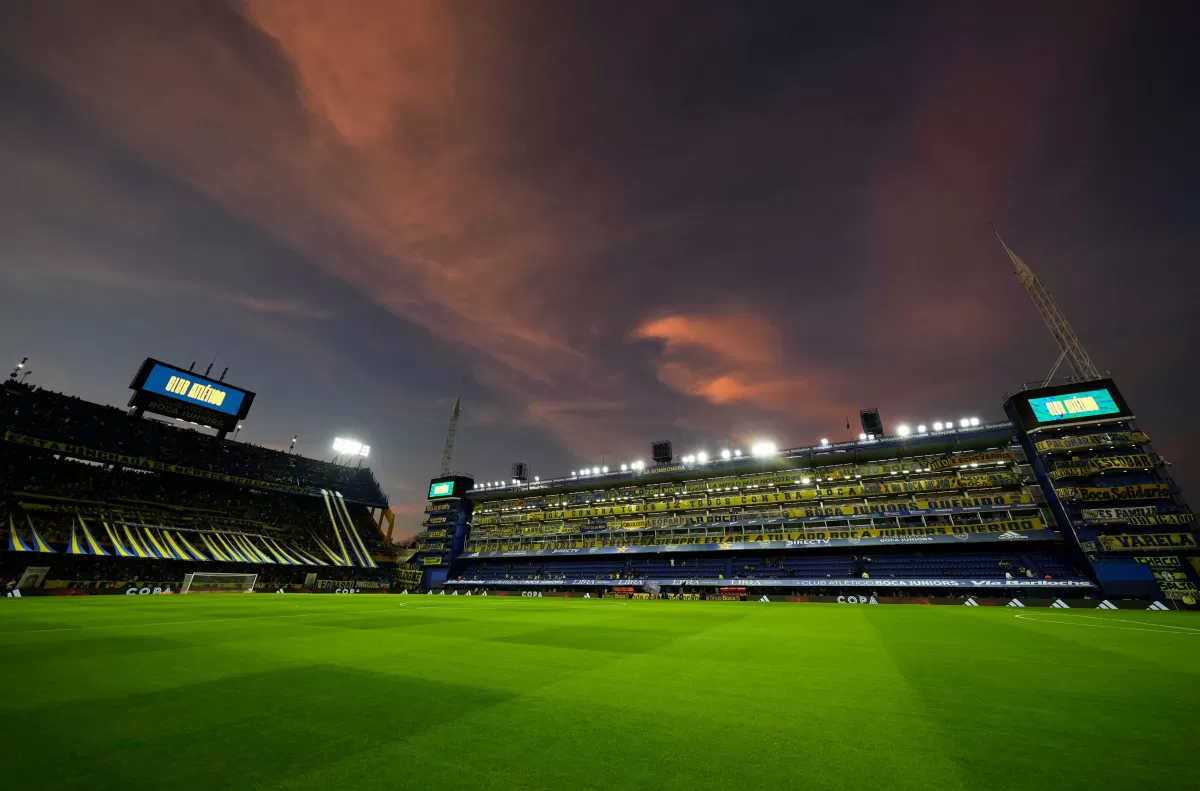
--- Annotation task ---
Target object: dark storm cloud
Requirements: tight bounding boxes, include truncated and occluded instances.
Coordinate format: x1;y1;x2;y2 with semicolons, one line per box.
1;0;1197;535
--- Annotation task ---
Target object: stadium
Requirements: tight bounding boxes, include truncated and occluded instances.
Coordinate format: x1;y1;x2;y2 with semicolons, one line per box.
2;256;1199;789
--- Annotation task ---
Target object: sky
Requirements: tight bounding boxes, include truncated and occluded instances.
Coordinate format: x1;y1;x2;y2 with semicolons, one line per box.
2;1;1198;539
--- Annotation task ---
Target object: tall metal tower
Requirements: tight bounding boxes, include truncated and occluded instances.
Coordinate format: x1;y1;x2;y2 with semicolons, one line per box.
439;395;462;476
992;225;1102;384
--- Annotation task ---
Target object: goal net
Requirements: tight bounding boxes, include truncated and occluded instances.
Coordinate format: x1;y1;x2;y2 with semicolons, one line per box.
181;572;258;594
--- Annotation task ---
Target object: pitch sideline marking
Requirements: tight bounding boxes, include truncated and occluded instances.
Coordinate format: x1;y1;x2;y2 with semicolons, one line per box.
1013;614;1200;634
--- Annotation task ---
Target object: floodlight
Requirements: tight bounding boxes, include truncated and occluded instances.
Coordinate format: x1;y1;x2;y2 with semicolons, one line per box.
751;441;777;456
897;425;911;437
721;449;732;460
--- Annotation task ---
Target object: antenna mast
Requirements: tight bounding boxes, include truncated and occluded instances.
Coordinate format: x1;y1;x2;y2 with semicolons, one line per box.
991;225;1101;384
440;395;461;476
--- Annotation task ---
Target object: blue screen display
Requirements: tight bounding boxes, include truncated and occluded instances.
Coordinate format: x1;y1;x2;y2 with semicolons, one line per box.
1028;388;1121;424
140;364;246;416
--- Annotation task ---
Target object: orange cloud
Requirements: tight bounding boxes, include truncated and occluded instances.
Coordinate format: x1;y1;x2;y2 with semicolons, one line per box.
634;313;849;423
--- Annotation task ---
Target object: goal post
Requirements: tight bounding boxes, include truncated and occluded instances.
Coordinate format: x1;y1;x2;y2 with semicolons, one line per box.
181;572;258;594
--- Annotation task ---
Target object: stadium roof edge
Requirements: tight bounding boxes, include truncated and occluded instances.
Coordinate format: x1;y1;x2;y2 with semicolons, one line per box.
466;421;1015;501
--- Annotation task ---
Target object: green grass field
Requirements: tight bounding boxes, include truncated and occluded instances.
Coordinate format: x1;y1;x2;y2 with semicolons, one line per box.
1;595;1196;790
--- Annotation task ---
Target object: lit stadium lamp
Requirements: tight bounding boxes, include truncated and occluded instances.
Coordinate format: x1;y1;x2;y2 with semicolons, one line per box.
633;460;645;470
752;441;777;456
897;425;911;437
620;463;628;471
959;418;970;428
696;451;708;464
818;439;829;447
332;437;369;457
592;467;600;475
534;476;539;481
733;449;741;457
969;417;980;426
571;471;576;477
602;466;609;473
720;449;732;460
933;421;944;431
858;433;867;441
917;425;927;433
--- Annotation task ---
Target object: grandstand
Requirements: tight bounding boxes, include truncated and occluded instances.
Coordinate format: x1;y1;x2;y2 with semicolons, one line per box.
1;377;399;593
409;378;1198;604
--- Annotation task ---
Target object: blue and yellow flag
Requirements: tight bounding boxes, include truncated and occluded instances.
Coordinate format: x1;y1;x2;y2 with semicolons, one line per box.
336;492;378;568
104;522;134;557
64;523;89;555
201;532;230;562
7;514;33;552
26;515;57;554
161;530;192;561
122;524;154;558
77;515;110;556
174;532;209;562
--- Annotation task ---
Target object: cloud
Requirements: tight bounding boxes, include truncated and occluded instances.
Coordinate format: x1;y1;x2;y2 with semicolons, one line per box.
633;313;851;424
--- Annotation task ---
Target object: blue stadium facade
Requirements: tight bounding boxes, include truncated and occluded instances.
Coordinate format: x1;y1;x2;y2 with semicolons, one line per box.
407;378;1198;604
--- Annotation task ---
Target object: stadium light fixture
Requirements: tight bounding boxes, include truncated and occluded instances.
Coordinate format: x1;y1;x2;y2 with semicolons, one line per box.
571;471;576;477
819;438;829;447
620;463;628;471
959;418;970;428
969;417;980;426
720;449;732;460
933;421;943;431
696;451;708;464
751;441;777;457
897;425;911;437
602;466;609;473
917;424;927;433
733;449;742;457
633;460;645;470
332;437;369;457
592;467;600;475
858;433;867;441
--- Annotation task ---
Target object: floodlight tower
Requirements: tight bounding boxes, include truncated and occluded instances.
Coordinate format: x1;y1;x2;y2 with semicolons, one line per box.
440;395;461;476
992;225;1102;384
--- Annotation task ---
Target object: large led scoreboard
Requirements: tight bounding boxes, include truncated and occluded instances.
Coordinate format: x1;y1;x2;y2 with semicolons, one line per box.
127;358;255;432
1008;378;1133;434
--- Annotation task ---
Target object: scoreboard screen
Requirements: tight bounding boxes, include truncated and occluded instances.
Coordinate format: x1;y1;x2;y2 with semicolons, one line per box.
428;477;470;500
128;359;255;432
1011;378;1133;433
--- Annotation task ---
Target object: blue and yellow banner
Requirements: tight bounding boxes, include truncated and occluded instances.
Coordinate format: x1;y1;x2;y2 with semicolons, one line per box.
1050;454;1155;480
1056;484;1171;501
1098;532;1198;552
1035;431;1149;454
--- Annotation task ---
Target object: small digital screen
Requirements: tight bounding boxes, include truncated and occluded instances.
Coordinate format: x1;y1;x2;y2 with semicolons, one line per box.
140;363;246;416
429;481;455;498
1028;388;1121;423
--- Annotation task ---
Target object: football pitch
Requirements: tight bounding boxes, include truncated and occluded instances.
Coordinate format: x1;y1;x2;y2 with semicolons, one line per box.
1;596;1196;790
